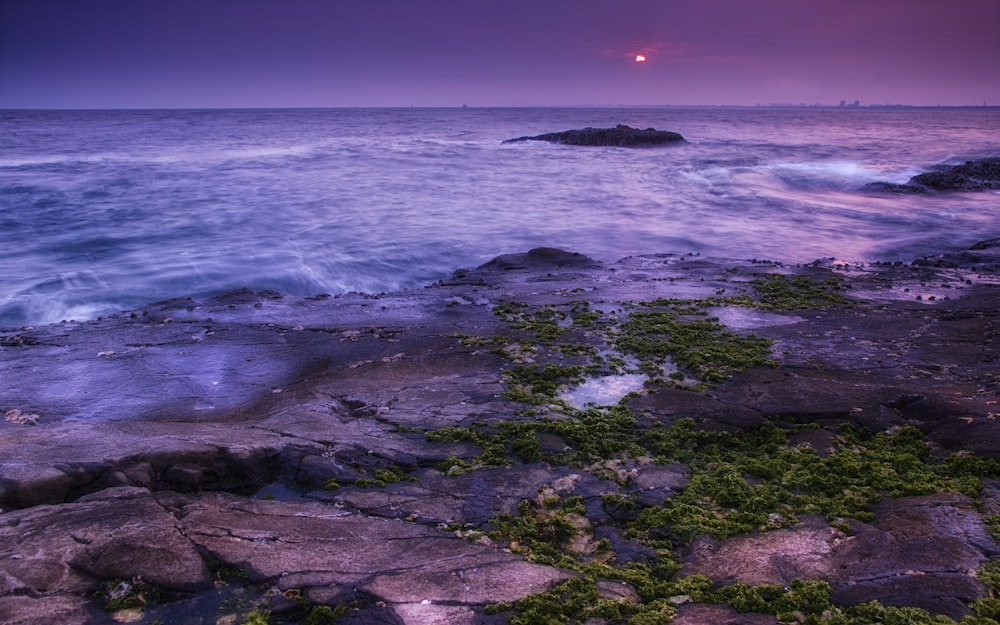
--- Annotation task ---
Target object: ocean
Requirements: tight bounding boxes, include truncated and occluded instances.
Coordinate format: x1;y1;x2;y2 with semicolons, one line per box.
1;107;998;328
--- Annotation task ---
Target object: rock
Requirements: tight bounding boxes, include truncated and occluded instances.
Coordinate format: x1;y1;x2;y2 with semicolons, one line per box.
682;516;844;586
0;487;572;624
392;603;479;625
167;492;571;605
321;464;581;526
673;604;779;625
682;494;998;620
0;487;211;615
475;247;602;272
503;124;685;147
0;595;100;625
630;463;690;494
864;157;1000;193
860;181;926;194
630;387;769;431
911;157;1000;191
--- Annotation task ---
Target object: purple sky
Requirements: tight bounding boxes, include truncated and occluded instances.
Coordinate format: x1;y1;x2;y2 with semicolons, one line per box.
2;0;998;108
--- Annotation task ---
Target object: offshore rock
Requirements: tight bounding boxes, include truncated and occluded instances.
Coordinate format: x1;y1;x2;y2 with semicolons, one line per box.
863;156;1000;193
911;157;1000;191
503;124;685;147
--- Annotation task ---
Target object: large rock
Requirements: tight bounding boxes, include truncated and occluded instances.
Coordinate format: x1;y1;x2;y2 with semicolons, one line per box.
503;124;685;147
167;492;571;613
682;494;999;620
0;487;212;624
0;487;572;625
911;157;1000;191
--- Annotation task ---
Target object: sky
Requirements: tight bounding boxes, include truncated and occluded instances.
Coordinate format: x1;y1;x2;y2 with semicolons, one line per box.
2;0;999;109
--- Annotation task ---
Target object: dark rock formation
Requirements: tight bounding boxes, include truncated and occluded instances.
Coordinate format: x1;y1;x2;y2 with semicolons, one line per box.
475;246;602;273
503;124;685;147
863;157;1000;193
912;157;1000;191
860;181;927;194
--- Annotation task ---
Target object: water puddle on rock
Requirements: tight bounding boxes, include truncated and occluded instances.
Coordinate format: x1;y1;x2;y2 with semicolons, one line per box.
560;373;647;409
709;307;804;330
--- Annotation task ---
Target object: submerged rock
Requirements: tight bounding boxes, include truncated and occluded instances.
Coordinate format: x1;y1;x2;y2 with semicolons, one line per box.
503;124;685;147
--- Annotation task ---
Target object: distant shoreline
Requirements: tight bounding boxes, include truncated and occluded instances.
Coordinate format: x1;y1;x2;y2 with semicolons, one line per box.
3;104;1000;112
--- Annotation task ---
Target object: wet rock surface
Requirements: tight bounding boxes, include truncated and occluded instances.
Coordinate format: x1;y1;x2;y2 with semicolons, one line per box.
503;124;685;147
1;244;1000;623
911;157;1000;191
863;156;1000;193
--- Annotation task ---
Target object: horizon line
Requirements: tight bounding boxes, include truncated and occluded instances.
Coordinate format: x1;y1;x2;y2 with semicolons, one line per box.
3;103;999;112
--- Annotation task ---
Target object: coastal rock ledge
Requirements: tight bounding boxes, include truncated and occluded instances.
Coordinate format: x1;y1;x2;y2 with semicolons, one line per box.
503;124;685;147
2;244;1000;624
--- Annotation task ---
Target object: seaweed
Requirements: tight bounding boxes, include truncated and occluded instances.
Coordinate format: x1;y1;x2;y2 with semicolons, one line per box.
615;308;773;386
751;273;854;310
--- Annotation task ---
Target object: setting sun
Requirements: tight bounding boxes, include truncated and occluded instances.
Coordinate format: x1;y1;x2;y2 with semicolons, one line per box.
634;54;647;62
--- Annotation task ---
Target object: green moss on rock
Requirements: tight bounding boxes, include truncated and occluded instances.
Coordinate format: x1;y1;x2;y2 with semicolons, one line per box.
751;273;854;310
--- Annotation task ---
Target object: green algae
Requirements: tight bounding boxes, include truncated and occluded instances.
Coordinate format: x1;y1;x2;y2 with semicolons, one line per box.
457;417;1000;623
503;363;588;403
354;465;417;488
301;604;350;624
487;500;581;568
486;577;639;625
615;308;774;386
489;572;999;625
630;423;992;545
426;404;644;468
750;273;854;310
488;292;781;397
481;272;856;412
240;609;272;625
494;300;571;342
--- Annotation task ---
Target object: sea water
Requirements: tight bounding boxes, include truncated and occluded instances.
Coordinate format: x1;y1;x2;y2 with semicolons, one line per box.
1;107;999;328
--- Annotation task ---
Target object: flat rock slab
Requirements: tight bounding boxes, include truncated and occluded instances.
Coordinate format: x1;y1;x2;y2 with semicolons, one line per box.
167;492;570;605
0;487;570;624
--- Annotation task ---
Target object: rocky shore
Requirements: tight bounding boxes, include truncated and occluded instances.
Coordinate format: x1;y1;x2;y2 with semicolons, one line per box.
2;242;1000;625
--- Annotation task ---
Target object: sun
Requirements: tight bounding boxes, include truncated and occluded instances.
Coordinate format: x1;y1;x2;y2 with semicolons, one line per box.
634;54;647;63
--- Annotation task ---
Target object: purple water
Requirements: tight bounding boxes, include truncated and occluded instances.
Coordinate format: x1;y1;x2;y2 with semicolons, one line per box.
1;106;998;327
